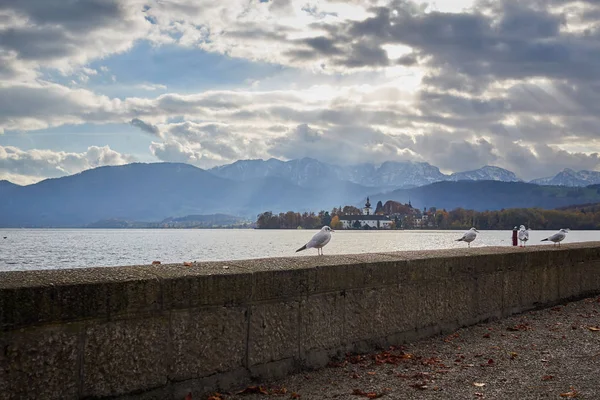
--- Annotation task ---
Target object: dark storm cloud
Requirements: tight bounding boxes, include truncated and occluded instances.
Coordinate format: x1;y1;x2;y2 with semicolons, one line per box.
130;118;160;136
0;0;124;31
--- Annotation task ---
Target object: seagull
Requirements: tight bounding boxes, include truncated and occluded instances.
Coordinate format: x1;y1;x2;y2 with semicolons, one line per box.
541;228;569;246
518;225;529;247
296;226;333;255
456;227;479;248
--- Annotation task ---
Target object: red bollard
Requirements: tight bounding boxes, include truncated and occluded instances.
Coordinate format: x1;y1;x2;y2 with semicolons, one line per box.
512;227;518;246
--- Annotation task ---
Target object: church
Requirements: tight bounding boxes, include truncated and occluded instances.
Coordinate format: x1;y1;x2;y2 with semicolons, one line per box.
339;197;393;229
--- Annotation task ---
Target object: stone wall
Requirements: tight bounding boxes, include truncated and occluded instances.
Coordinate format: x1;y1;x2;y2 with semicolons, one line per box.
1;243;600;399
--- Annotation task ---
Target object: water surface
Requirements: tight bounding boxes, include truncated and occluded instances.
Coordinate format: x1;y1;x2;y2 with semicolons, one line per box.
0;229;597;271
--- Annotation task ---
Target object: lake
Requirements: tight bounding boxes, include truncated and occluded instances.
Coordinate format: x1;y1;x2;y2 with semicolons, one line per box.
0;228;598;271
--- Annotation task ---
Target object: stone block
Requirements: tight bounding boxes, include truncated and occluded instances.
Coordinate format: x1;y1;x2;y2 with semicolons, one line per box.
313;258;402;293
248;301;300;366
520;265;543;309
170;306;247;381
0;325;80;400
557;261;581;300
475;272;503;320
107;278;162;318
82;317;169;398
344;285;414;343
300;293;344;352
580;260;600;295
0;286;55;331
443;275;477;326
155;263;253;309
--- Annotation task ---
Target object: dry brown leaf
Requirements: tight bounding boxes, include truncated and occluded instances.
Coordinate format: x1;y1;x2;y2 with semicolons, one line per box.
542;375;554;381
237;386;268;395
473;383;486;387
152;260;161;265
587;326;600;331
183;261;192;267
290;394;301;399
560;387;579;398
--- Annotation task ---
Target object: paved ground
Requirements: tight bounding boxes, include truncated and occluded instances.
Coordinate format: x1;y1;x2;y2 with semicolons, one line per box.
205;296;600;400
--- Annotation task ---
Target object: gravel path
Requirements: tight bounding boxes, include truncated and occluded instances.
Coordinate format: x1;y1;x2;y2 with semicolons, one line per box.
206;296;600;400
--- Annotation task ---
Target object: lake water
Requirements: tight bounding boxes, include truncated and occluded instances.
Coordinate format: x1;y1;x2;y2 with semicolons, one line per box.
0;229;598;271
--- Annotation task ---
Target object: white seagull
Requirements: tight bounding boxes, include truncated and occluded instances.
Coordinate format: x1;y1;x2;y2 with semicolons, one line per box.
518;225;529;247
541;228;569;246
456;227;479;247
296;226;333;255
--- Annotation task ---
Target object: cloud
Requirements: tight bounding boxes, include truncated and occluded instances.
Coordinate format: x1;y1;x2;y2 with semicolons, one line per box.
0;145;136;184
130;118;160;136
2;0;600;183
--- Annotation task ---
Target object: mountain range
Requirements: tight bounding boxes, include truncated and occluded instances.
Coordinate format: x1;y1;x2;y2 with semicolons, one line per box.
209;158;521;189
2;158;600;227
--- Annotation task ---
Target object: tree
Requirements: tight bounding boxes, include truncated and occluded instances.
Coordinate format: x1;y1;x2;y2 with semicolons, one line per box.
343;205;362;215
352;220;362;229
320;211;332;227
375;200;384;214
330;215;342;230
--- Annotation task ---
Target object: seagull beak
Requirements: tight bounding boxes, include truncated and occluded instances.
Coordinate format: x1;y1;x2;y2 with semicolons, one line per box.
331;229;335;232
475;229;479;233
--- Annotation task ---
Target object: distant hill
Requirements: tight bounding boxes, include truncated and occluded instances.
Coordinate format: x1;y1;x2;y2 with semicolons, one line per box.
370;180;600;212
0;163;372;227
87;213;248;228
448;166;521;182
531;169;600;187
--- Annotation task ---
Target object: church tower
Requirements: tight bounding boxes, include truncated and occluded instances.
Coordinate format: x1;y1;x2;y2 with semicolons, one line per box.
363;197;372;215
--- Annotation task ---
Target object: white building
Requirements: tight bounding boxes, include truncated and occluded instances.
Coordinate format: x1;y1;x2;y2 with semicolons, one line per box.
339;197;393;229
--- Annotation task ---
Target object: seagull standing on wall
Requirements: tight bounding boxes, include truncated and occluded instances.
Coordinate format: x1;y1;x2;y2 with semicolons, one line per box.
296;226;333;256
541;228;569;246
518;225;529;247
456;227;478;248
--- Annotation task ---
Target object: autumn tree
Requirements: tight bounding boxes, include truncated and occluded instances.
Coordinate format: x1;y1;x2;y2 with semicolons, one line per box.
330;215;342;230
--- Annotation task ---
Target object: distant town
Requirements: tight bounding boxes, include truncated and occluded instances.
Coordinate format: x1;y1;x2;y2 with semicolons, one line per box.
256;199;600;231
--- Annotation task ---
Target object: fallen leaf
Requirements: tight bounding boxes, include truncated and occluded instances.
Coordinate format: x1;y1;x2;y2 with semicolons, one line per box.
473;383;486;387
587;326;600;332
560;387;579;398
475;392;484;397
367;372;376;375
207;395;224;400
351;389;384;398
152;260;161;265
351;372;360;379
237;386;268;395
551;307;562;312
183;261;192;267
542;375;554;381
290;393;301;399
270;387;288;395
482;333;491;338
510;352;518;359
185;393;192;400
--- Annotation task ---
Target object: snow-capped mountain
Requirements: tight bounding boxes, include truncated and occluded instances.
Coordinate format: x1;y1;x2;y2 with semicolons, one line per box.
530;169;600;187
209;158;447;188
448;166;521;182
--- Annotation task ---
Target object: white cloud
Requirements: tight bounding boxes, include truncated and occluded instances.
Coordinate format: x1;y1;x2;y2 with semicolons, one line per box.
0;145;136;184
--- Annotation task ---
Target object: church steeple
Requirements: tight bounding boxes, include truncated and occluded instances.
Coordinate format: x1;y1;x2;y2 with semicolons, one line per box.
364;197;372;215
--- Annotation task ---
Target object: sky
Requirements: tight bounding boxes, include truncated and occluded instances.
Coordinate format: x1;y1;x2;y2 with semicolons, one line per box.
1;0;600;185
